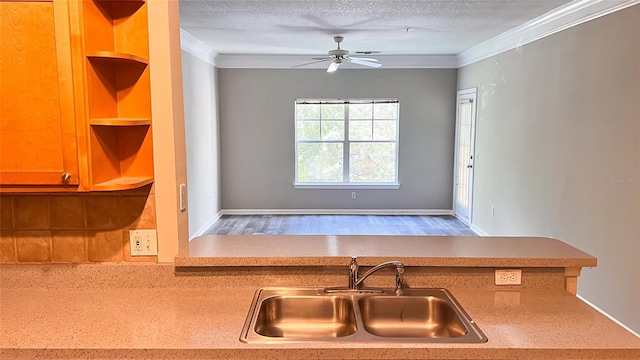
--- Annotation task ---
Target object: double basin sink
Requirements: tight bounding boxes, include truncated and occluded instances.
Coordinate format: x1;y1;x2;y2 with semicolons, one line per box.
240;287;487;343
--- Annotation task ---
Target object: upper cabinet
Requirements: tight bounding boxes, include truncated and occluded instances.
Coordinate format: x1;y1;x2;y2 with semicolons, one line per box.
0;0;80;188
0;0;154;192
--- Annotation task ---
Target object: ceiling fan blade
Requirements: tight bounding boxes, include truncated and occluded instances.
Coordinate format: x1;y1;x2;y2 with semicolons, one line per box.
312;57;332;60
292;59;330;68
327;62;340;73
349;57;379;62
349;58;382;68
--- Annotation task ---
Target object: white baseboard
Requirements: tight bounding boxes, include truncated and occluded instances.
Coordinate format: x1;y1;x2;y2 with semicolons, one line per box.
469;223;490;236
577;295;640;338
221;209;454;216
189;211;223;240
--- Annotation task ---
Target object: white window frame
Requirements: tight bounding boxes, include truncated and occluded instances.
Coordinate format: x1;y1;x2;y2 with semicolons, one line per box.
294;99;400;189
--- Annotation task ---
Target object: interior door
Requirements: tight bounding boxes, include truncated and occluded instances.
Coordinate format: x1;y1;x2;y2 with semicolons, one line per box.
453;88;477;225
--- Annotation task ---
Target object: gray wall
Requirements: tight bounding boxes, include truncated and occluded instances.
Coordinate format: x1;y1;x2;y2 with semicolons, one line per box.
181;51;221;237
458;6;640;333
218;69;458;210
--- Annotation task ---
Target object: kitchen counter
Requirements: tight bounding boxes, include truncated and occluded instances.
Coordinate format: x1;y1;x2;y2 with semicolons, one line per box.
176;235;597;268
1;277;639;359
1;236;636;359
1;263;639;360
177;235;596;296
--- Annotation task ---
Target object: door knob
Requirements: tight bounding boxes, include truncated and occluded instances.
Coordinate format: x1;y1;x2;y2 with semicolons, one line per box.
467;165;473;168
61;172;71;183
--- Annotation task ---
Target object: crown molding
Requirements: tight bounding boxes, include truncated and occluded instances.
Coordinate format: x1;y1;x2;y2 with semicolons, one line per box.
215;54;458;69
180;28;217;66
457;0;640;67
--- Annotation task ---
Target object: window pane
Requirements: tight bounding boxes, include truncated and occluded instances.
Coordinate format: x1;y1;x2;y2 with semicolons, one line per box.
297;143;343;182
296;104;320;119
373;120;396;140
321;104;345;119
374;103;398;119
297;121;320;140
349;142;396;182
349;104;372;119
321;121;344;140
349;120;372;140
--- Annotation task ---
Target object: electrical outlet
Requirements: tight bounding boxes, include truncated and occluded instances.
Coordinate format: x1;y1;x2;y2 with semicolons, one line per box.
495;269;522;285
351;191;357;199
129;229;158;256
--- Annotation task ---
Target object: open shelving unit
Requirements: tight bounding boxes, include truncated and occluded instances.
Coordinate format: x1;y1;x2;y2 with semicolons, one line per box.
81;0;153;191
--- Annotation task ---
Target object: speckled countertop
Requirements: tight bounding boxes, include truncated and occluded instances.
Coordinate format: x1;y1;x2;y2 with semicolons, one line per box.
1;283;639;359
0;236;634;360
176;235;598;267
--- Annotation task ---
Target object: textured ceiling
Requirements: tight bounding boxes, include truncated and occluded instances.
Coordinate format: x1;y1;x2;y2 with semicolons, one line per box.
179;0;572;56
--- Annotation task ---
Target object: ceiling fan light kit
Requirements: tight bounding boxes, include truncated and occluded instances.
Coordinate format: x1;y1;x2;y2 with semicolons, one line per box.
293;35;382;72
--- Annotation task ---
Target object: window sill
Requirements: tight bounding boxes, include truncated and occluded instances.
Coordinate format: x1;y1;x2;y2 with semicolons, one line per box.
293;183;400;190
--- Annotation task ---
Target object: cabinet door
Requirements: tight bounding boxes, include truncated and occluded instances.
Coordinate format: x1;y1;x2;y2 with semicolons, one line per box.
0;0;79;186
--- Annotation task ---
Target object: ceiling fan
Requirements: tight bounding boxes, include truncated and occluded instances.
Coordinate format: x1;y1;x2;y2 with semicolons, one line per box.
293;36;382;72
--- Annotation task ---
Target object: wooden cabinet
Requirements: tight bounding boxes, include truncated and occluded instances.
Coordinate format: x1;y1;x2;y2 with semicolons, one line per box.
0;0;80;187
0;0;154;192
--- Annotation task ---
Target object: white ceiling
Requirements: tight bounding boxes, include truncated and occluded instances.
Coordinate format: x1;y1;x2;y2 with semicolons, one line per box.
179;0;573;56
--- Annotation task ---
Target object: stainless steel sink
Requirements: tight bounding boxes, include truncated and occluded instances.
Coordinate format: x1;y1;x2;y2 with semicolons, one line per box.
240;288;487;343
254;295;357;338
359;296;467;338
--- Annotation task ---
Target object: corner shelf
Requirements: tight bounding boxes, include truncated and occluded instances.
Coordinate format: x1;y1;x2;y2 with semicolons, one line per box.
90;118;151;126
92;1;146;5
92;176;154;191
86;51;148;65
88;125;153;188
81;0;153;191
83;0;149;58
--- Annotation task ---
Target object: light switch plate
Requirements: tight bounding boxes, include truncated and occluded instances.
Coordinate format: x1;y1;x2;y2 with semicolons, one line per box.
495;269;522;285
129;229;158;256
179;183;187;212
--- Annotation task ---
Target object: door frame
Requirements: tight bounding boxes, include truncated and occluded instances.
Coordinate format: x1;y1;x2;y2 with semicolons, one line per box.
452;88;478;225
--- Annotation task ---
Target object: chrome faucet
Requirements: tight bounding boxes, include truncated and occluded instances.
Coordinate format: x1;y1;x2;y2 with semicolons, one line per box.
349;256;404;294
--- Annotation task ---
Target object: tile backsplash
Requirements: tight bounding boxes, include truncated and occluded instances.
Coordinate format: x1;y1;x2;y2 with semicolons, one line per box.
0;186;156;264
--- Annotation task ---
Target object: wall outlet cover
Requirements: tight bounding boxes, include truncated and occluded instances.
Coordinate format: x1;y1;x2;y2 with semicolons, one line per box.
495;269;522;285
129;229;158;256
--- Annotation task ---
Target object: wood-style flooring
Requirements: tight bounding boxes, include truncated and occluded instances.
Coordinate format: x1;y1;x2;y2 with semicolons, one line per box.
204;215;476;236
